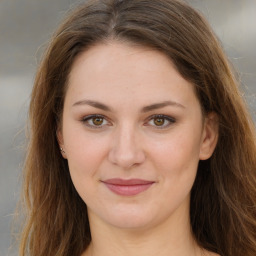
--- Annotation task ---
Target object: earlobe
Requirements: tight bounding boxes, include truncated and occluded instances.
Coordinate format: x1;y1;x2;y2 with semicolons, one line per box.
199;112;219;160
56;127;67;159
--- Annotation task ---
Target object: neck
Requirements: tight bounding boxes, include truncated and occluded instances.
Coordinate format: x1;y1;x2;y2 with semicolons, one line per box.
83;204;202;256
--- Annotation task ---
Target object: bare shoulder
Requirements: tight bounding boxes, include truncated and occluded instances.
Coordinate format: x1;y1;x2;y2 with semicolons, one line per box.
202;250;220;256
205;252;220;256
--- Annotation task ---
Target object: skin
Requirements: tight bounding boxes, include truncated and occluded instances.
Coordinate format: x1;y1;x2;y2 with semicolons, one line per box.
58;41;219;256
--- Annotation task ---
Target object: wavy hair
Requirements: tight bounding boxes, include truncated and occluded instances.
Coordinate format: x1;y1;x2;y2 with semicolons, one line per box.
19;0;256;255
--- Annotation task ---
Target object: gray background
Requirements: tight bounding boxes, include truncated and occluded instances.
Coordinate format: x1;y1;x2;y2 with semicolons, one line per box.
0;0;255;255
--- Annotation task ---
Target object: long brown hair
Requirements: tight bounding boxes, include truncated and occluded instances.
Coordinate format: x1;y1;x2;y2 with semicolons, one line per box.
19;0;256;255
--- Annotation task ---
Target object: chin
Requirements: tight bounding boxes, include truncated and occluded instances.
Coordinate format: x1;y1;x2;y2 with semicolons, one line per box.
89;204;167;231
106;215;155;230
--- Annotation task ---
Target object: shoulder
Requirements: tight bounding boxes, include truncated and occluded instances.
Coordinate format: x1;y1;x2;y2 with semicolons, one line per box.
202;250;221;256
207;252;221;256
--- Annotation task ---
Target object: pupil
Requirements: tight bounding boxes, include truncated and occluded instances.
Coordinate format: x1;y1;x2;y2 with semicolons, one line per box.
93;117;103;125
154;118;164;126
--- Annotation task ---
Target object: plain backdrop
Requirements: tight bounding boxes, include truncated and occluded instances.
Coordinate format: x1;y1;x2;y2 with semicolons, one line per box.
0;0;255;255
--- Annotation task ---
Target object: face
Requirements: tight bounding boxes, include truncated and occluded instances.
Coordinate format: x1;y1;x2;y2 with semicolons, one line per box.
58;42;218;230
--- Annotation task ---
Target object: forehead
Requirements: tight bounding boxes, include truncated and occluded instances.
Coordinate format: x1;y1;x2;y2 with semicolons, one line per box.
66;42;198;109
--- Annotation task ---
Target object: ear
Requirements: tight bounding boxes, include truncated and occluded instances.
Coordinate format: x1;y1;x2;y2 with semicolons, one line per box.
199;112;219;160
56;126;67;159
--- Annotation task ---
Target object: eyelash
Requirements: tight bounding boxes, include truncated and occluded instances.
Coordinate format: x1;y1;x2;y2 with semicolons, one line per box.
81;114;110;129
81;114;176;129
146;114;176;129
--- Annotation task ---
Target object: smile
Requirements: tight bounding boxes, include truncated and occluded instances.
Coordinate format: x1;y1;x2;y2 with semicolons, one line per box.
102;179;155;196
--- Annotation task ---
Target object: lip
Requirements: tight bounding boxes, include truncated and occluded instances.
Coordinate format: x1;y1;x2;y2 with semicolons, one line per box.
102;178;155;196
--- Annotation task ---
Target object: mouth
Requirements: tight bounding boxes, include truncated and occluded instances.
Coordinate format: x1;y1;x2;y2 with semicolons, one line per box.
101;178;155;196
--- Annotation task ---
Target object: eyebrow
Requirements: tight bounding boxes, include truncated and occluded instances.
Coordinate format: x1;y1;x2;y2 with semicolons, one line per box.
72;99;112;111
72;99;185;112
141;101;185;112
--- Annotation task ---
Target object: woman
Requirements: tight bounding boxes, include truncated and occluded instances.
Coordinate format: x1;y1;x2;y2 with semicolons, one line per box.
19;0;256;256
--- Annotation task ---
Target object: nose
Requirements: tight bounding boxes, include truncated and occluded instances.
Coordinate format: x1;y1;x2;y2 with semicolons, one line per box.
108;124;146;169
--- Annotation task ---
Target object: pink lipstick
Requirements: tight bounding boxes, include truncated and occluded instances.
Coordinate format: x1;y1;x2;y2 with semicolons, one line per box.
102;178;155;196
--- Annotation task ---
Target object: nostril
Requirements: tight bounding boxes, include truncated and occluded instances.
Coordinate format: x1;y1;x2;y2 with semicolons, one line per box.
107;126;146;168
108;141;145;169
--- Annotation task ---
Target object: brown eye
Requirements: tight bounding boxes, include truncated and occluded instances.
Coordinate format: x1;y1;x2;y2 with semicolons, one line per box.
92;117;104;126
153;117;165;126
82;115;109;128
146;115;176;129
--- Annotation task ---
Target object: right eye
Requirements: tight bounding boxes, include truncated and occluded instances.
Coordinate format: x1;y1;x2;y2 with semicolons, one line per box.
82;115;110;128
145;114;176;129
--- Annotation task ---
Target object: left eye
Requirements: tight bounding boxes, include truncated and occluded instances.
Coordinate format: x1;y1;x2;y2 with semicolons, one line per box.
147;115;175;128
82;115;109;128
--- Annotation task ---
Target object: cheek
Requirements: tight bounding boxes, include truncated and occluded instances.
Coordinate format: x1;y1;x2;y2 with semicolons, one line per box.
63;125;107;175
148;129;202;179
64;132;110;202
